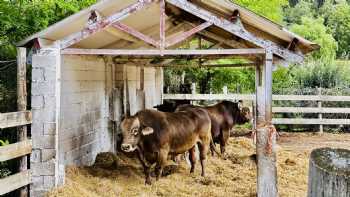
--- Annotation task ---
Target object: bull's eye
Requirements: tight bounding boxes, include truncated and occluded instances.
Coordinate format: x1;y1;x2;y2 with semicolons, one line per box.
132;128;138;136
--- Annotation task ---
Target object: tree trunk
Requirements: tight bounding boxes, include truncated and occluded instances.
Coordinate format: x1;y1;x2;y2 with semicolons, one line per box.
308;148;350;197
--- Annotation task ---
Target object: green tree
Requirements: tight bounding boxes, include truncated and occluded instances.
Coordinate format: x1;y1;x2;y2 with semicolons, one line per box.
291;17;337;60
234;0;288;23
284;1;314;25
327;2;350;59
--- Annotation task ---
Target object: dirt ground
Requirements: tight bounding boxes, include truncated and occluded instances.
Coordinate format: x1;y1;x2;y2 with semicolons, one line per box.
48;132;350;197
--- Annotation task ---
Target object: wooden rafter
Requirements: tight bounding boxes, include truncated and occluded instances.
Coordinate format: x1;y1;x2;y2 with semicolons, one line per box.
160;0;166;53
165;21;212;48
58;0;155;49
61;48;265;57
112;22;158;47
166;0;304;63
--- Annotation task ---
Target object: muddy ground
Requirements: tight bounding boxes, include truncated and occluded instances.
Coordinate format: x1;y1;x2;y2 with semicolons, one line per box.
48;132;350;197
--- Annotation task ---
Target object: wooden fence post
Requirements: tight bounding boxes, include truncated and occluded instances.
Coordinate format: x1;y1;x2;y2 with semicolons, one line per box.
318;88;323;134
16;47;28;197
256;51;278;197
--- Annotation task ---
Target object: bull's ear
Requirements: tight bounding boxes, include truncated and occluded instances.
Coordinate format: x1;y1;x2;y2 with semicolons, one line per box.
141;127;154;136
238;101;243;110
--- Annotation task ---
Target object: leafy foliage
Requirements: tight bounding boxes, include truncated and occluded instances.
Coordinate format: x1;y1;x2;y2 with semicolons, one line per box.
233;0;288;23
327;2;350;59
291;17;337;60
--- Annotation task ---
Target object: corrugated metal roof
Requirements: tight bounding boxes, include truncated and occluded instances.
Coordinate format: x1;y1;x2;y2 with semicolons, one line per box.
18;0;319;55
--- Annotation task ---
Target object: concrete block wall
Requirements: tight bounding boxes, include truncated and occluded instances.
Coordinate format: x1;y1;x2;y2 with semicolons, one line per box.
31;48;60;197
30;52;164;196
59;55;112;167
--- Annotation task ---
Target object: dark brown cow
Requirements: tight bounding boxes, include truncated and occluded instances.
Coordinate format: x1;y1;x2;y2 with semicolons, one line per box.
120;108;211;185
176;101;252;156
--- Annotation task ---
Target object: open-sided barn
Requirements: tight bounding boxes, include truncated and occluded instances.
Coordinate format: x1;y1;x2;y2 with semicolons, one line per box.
12;0;318;196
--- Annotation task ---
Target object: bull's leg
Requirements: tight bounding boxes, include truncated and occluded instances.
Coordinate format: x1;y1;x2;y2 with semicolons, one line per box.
137;149;152;185
220;129;230;159
189;146;196;173
155;149;168;181
197;142;209;177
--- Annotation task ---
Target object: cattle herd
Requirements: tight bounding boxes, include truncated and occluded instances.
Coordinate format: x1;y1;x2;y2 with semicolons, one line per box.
120;101;252;185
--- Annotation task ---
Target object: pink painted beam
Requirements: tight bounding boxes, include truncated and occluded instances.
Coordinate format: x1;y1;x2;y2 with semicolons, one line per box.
58;0;155;49
61;48;266;56
159;0;166;54
165;21;212;48
112;22;158;47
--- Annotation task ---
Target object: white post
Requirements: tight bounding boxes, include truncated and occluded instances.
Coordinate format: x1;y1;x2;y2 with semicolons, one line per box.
223;85;228;95
318;87;323;134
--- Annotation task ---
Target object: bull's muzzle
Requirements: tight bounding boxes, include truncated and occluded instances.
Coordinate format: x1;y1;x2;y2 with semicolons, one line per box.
121;144;136;152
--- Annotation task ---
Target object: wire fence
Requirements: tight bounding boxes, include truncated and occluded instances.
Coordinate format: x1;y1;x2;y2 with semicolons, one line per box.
0;60;17;113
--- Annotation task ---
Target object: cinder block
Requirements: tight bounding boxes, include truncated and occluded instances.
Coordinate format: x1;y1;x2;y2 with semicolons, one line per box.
32;68;45;82
43;176;55;189
30;189;47;197
60;132;97;152
32;160;55;176
32;82;55;96
32;53;58;69
33;135;55;149
44;69;56;82
31;121;44;137
32;95;44;109
64;141;97;164
32;109;56;123
31;149;41;163
43;122;56;135
41;149;56;161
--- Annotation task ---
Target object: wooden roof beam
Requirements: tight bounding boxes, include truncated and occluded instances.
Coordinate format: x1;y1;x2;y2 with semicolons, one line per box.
166;0;304;63
165;21;213;48
57;0;155;49
61;48;266;57
111;22;158;47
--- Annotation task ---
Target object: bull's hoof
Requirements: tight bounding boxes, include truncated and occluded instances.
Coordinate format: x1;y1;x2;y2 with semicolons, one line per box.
145;179;152;185
190;168;195;173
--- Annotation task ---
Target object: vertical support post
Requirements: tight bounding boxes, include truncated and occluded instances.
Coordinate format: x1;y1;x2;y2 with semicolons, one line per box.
31;48;61;196
191;83;196;95
256;50;278;197
17;47;28;197
191;83;196;105
264;51;273;122
223;86;228;95
318;87;323;134
159;0;166;54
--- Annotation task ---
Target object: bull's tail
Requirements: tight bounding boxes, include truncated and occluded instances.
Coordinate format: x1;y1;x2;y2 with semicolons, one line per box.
210;137;221;157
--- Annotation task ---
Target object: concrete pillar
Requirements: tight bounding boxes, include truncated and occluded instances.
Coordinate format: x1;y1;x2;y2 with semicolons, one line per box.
31;48;62;196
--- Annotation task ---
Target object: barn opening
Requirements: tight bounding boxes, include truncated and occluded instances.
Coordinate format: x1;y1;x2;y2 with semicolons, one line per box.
16;0;318;196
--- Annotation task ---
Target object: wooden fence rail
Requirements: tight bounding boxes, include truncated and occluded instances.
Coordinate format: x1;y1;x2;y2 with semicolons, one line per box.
163;86;350;131
0;170;31;196
163;94;350;102
0;111;32;129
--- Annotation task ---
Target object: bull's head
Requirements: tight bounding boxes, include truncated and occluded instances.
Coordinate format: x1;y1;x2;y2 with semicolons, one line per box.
120;116;154;152
237;101;253;124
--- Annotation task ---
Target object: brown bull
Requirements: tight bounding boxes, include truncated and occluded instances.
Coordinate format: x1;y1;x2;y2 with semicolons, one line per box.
176;101;252;156
120;108;211;185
